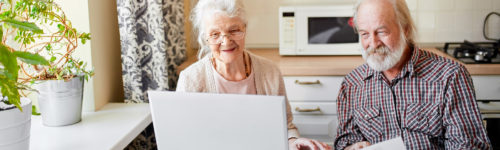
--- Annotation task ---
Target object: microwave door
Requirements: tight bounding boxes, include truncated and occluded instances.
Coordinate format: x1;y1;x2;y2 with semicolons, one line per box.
295;6;361;55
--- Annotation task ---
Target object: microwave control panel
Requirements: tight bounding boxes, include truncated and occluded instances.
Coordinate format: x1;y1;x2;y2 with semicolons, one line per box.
279;7;297;55
282;12;295;47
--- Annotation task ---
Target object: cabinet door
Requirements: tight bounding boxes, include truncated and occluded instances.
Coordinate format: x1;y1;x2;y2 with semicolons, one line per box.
293;115;338;137
472;76;500;100
284;76;344;102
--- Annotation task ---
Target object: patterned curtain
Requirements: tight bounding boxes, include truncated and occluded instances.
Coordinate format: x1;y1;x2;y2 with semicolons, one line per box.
117;0;186;103
116;0;186;149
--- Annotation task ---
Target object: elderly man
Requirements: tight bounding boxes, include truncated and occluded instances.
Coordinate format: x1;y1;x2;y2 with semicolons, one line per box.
334;0;492;149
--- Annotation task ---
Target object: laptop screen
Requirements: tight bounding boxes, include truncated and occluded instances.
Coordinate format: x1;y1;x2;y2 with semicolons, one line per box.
148;91;288;150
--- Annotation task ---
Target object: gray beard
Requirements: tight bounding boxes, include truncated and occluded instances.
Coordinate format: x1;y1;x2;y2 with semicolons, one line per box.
361;38;406;72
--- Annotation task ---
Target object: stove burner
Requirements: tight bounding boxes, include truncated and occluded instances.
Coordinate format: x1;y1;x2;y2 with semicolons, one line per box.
443;40;500;64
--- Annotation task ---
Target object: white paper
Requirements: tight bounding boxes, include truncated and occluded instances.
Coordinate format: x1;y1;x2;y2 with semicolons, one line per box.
361;137;406;150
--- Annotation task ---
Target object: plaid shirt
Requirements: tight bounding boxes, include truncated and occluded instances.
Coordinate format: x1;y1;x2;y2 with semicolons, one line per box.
334;48;491;150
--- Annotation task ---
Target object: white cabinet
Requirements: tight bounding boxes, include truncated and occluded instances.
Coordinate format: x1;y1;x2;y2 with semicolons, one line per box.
472;75;500;118
472;75;500;100
284;76;343;144
284;77;343;101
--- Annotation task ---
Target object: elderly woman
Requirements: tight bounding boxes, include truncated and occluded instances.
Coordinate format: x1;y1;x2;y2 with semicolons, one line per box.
176;0;330;149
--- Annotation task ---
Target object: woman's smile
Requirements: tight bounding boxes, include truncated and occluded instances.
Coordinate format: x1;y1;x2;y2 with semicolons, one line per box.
221;47;236;53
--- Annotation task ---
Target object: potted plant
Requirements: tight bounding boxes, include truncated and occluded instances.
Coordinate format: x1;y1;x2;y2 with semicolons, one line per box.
0;36;48;150
0;1;50;148
0;0;92;128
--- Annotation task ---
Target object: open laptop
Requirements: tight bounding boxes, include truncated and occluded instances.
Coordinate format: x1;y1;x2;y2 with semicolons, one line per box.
148;91;289;150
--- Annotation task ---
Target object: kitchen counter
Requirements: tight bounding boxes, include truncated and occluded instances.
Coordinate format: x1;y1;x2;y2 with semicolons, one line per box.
178;48;500;75
30;103;151;150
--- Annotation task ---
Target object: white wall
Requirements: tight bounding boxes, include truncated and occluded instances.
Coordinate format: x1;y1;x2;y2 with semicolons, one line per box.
415;0;500;43
25;0;96;112
194;0;500;48
54;0;96;112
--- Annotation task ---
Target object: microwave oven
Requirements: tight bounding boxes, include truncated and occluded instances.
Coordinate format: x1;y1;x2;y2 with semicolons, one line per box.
279;5;361;55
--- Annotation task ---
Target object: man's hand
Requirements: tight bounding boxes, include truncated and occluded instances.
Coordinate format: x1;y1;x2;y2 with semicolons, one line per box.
345;141;371;150
289;137;332;150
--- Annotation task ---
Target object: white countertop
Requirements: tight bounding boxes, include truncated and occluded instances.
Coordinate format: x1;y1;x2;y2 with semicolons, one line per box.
30;103;151;150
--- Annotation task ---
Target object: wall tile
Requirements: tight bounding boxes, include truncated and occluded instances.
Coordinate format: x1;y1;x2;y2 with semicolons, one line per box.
454;12;475;42
417;12;435;30
435;31;464;42
406;0;418;11
495;0;500;10
455;0;474;11
474;0;493;11
417;31;435;43
436;0;455;11
471;29;487;42
410;11;418;27
417;0;437;11
435;12;455;32
454;12;474;32
457;31;474;42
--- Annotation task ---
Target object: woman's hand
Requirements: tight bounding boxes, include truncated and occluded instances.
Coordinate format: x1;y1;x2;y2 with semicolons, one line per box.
344;141;371;150
289;137;332;150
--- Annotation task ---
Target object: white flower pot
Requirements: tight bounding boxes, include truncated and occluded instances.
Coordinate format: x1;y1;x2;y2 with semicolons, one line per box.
37;77;84;126
0;98;32;150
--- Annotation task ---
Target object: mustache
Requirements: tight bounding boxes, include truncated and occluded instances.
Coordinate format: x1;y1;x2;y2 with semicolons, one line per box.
365;46;391;55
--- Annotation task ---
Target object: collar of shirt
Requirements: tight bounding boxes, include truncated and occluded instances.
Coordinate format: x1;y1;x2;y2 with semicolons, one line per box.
363;45;420;81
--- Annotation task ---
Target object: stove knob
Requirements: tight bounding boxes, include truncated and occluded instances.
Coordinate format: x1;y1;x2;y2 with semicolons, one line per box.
475;51;485;62
464;52;471;57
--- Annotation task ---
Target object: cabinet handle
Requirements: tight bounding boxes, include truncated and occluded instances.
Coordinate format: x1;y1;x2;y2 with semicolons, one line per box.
295;107;321;112
480;110;500;114
294;80;321;85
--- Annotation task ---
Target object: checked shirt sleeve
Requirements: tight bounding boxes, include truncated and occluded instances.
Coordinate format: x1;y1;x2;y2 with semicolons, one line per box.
334;82;365;150
443;66;491;150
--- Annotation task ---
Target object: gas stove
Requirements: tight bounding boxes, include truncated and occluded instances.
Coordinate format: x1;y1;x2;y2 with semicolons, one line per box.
442;40;500;64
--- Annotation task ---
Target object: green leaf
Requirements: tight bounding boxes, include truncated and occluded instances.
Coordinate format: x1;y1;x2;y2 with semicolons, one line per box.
30;78;35;85
14;51;49;65
45;43;52;51
57;24;64;32
0;25;3;39
0;78;21;111
32;105;41;115
0;44;18;81
2;19;43;33
50;56;56;62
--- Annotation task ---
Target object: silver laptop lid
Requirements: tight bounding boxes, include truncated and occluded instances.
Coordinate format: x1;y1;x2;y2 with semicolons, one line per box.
148;91;288;150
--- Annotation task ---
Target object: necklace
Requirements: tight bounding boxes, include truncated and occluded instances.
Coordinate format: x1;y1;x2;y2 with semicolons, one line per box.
243;52;250;77
211;52;251;78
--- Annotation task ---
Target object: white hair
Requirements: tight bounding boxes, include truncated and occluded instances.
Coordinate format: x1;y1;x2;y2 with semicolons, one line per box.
353;0;417;45
190;0;247;59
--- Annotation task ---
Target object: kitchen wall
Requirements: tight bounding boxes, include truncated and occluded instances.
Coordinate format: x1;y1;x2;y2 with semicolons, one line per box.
416;0;500;43
187;0;500;48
